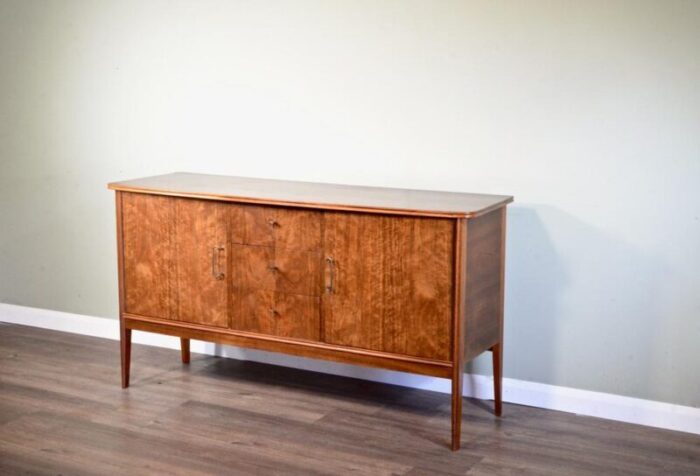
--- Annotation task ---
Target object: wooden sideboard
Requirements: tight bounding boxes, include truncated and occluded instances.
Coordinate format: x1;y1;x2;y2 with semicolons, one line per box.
108;172;512;450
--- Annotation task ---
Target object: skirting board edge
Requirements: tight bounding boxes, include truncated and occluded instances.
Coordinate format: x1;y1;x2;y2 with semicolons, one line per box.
1;302;698;436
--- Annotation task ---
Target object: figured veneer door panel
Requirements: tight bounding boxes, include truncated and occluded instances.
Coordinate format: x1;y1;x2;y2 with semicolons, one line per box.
231;205;322;251
322;212;454;361
122;193;175;319
173;198;229;327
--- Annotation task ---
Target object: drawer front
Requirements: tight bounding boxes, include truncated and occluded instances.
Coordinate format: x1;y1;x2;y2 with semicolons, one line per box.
231;288;321;341
231;205;322;251
274;293;321;340
231;244;322;296
233;289;277;335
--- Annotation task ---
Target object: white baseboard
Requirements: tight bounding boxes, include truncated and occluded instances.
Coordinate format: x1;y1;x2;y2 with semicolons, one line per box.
1;302;698;436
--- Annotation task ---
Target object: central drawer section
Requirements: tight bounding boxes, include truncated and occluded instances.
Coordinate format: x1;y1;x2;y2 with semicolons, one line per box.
229;205;323;341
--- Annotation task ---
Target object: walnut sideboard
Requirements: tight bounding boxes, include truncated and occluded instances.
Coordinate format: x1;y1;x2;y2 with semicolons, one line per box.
108;172;513;450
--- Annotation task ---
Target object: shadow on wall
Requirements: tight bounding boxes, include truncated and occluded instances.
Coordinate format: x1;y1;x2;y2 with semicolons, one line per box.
466;204;669;404
465;204;566;387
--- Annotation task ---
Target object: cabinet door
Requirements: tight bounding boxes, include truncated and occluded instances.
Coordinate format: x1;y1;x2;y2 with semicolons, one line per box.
173;198;229;327
322;212;454;361
122;193;175;319
121;194;229;326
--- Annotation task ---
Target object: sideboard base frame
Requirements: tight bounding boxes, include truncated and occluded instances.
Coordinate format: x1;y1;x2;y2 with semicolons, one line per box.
122;314;454;378
120;316;504;450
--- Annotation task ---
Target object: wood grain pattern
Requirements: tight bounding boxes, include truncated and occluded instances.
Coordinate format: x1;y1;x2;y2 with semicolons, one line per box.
229;204;323;341
275;293;321;341
463;208;504;362
231;245;322;297
122;192;175;319
230;245;322;340
231;245;276;291
231;278;321;340
232;289;277;335
109;172;513;218
322;212;454;361
173;198;229;327
231;204;322;251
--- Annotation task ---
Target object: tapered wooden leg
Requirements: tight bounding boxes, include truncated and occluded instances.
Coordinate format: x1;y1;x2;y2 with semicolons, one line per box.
180;338;190;364
451;366;464;451
120;321;131;389
451;217;467;451
493;206;506;417
492;342;503;417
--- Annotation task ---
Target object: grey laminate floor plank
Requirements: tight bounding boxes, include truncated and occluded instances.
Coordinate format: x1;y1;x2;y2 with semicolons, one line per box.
0;323;698;476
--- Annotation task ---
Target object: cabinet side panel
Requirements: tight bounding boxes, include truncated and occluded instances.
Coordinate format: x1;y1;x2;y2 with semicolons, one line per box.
464;208;504;361
122;193;175;319
323;212;453;361
173;198;229;327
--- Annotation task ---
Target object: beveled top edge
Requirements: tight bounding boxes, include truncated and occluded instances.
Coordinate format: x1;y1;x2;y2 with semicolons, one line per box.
108;172;513;218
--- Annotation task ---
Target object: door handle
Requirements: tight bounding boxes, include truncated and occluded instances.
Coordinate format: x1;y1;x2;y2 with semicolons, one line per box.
211;246;225;280
325;256;335;293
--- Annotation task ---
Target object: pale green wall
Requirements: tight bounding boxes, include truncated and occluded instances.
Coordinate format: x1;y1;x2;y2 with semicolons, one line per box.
1;0;698;407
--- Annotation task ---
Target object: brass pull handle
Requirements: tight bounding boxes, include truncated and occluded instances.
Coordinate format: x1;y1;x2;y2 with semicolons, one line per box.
325;256;335;293
267;264;279;273
211;246;225;280
267;218;279;228
269;308;279;317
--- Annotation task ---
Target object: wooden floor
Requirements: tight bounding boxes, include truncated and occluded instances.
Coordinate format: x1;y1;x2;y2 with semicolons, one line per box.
0;324;698;475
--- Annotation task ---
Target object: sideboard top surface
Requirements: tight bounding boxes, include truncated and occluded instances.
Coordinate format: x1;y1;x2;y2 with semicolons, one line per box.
108;172;513;218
